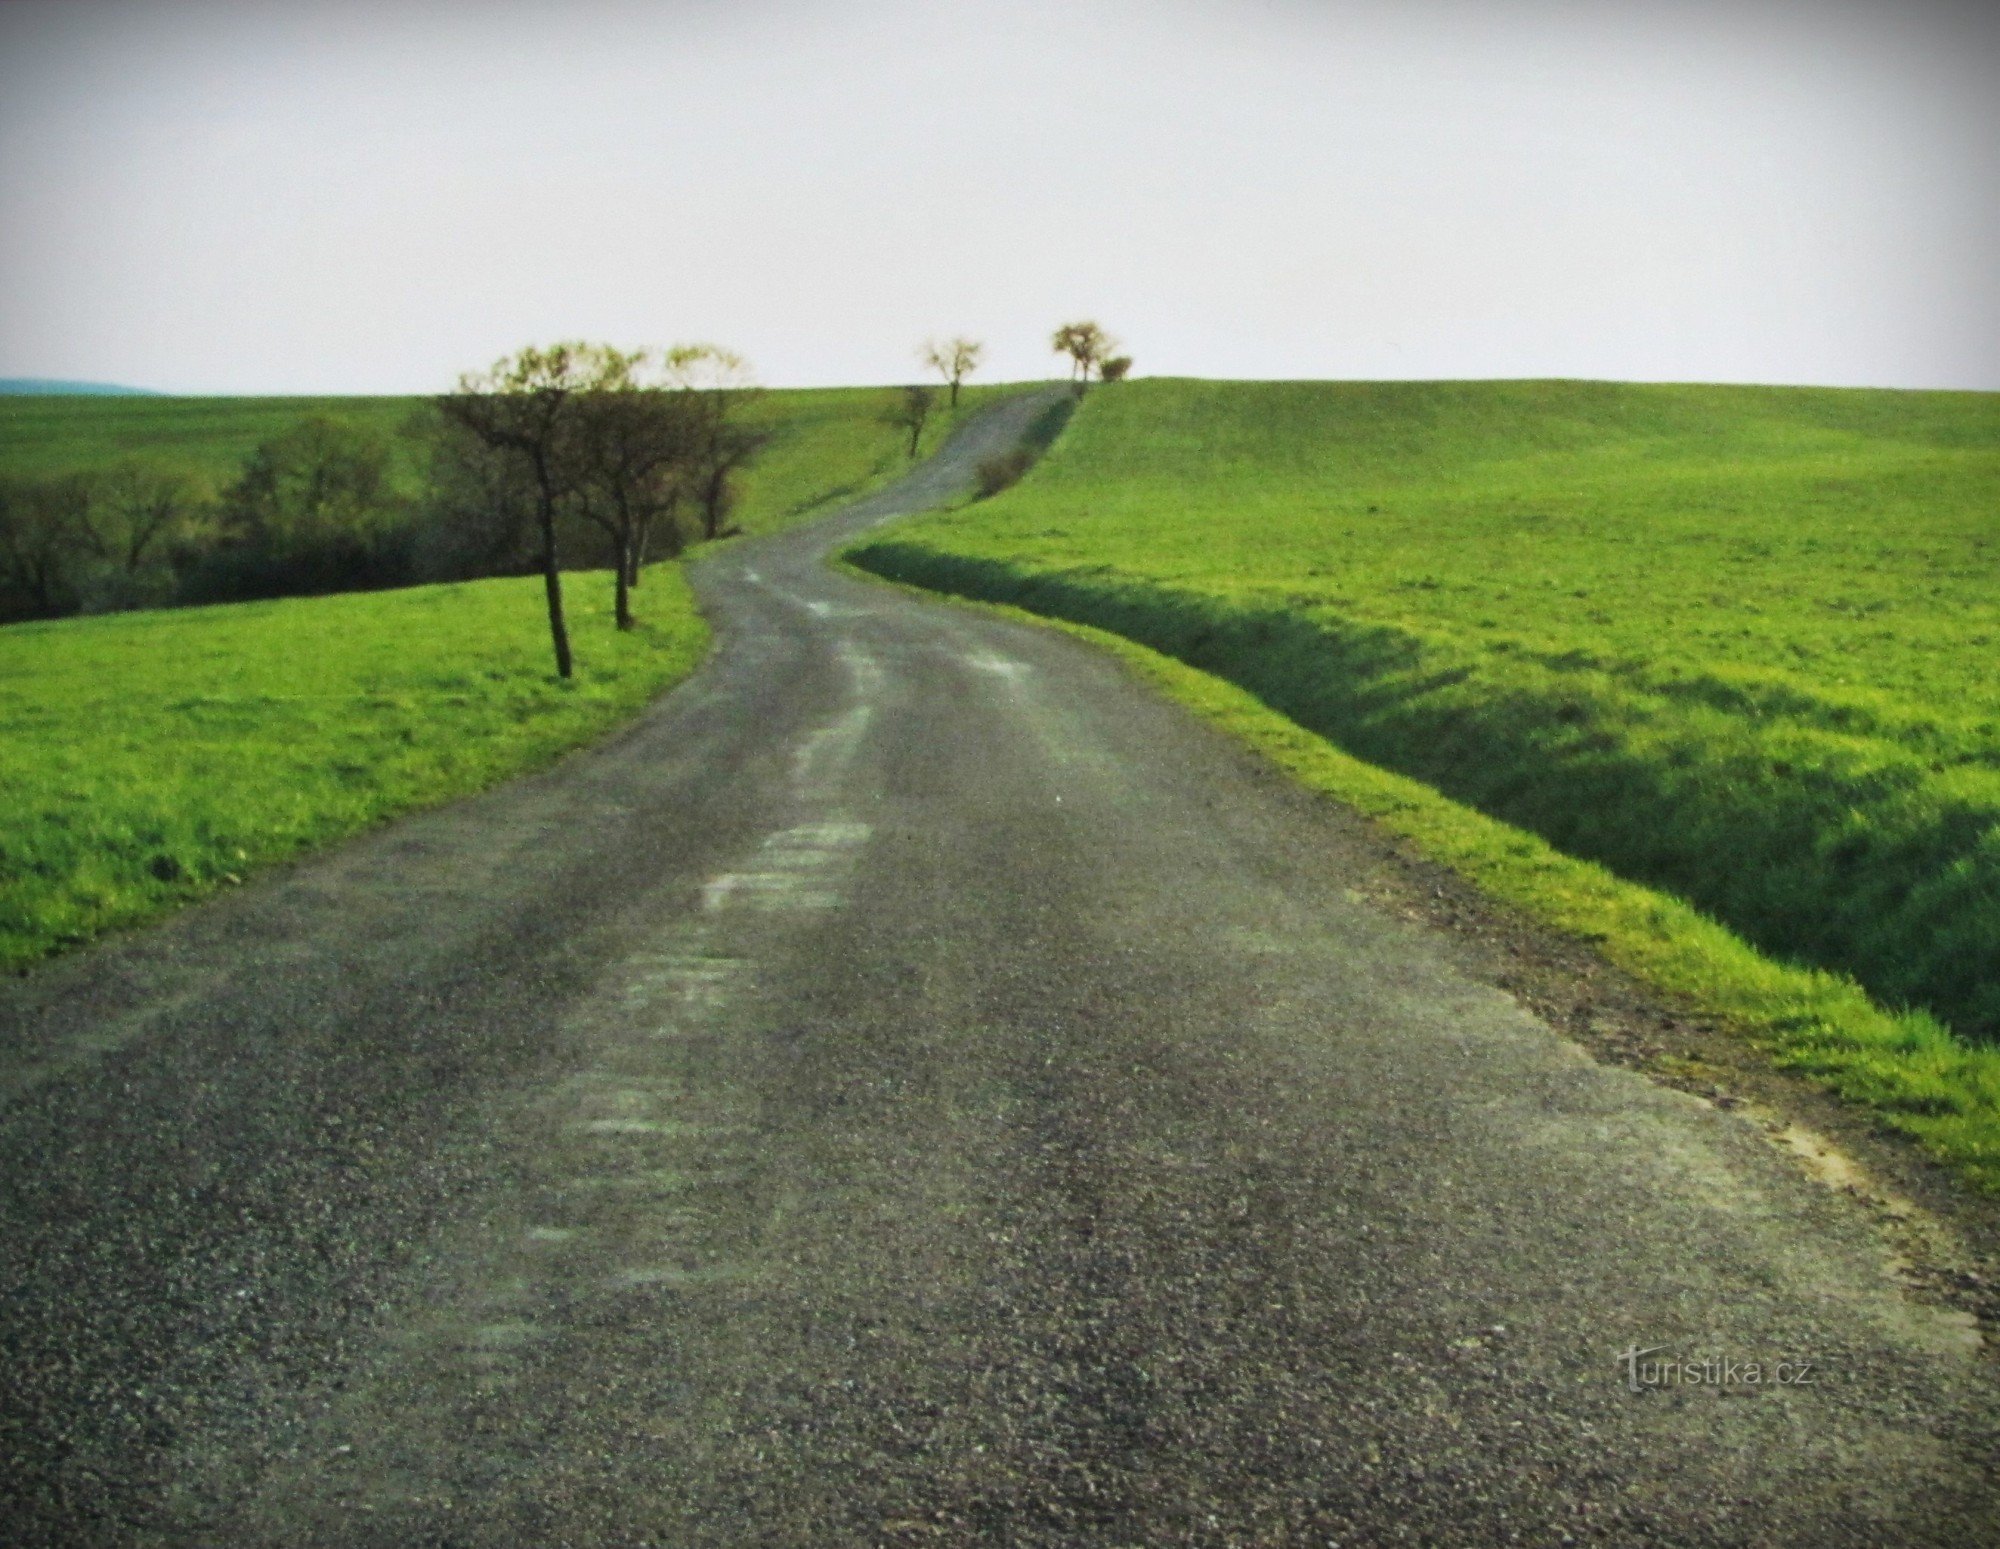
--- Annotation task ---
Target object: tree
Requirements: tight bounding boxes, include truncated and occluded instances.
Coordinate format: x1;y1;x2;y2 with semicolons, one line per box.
664;345;769;542
570;349;694;631
192;416;405;603
215;417;392;548
1100;355;1134;383
920;336;983;408
80;461;210;574
885;384;936;460
408;406;542;583
438;343;601;678
1051;320;1117;392
0;474;91;618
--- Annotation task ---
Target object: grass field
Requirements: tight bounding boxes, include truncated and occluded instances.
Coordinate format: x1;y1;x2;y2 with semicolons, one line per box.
731;383;1011;535
0;568;709;970
848;377;2000;1185
0;381;996;534
0;381;1022;970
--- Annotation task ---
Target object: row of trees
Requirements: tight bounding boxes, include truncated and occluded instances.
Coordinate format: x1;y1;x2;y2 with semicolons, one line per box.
3;323;1134;658
1050;321;1131;388
0;343;769;656
439;342;765;675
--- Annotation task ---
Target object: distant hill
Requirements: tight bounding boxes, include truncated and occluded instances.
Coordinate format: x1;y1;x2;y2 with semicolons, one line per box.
0;378;162;396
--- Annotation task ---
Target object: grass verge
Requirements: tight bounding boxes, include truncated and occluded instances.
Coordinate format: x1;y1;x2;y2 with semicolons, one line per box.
0;567;708;970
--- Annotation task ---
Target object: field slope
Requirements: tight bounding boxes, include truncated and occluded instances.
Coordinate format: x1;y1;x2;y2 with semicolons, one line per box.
0;571;708;969
849;378;2000;1170
0;383;996;533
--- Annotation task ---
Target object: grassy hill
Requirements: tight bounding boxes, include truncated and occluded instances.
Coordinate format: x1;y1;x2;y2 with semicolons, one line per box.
850;377;2000;1183
0;384;999;536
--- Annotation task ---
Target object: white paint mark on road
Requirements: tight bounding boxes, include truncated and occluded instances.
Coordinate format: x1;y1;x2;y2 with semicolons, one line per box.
793;704;874;790
701;820;873;914
963;651;1029;680
793;642;890;795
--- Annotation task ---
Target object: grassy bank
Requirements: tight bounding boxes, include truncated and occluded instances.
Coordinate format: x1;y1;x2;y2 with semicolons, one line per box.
847;377;2000;1188
0;568;708;971
730;383;1013;535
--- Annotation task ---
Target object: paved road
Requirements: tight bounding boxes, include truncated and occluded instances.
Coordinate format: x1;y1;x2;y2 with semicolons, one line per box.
4;391;1997;1546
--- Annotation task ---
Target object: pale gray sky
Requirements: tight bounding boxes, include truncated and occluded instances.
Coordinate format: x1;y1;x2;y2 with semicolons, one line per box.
1;0;1994;393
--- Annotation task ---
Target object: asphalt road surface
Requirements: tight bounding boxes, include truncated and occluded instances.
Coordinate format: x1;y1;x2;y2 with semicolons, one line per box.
4;390;1997;1546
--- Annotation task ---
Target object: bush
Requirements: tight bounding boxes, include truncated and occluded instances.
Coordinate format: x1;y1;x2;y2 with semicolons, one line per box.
184;416;417;602
974;448;1035;499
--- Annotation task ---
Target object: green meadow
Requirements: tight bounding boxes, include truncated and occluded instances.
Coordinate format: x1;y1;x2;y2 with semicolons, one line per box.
0;382;984;533
0;569;709;969
731;383;1010;534
849;378;2000;1184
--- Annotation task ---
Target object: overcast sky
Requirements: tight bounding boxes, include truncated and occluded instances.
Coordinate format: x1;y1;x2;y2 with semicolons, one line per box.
0;0;1994;393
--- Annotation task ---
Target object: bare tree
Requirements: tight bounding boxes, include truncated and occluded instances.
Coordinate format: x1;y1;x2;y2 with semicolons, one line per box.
570;350;694;630
439;343;600;678
664;345;769;542
920;336;983;408
884;384;936;460
1051;320;1117;391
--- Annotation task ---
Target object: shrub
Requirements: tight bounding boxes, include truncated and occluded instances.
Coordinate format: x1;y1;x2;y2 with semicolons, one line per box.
974;447;1035;499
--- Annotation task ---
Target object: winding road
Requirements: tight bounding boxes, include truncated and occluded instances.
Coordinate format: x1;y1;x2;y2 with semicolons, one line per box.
4;390;1998;1545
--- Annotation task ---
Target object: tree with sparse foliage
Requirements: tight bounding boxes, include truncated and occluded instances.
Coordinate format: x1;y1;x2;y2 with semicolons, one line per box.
663;344;769;542
1051;320;1117;392
920;336;983;408
885;384;936;460
439;343;602;678
570;349;695;631
411;406;541;583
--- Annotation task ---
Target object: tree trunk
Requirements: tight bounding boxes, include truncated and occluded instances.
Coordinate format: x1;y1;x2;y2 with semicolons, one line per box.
613;536;634;631
628;517;648;587
534;483;573;678
703;471;724;541
949;378;960;409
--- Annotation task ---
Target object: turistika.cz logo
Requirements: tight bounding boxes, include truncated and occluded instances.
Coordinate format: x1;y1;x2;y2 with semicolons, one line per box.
1616;1345;1818;1392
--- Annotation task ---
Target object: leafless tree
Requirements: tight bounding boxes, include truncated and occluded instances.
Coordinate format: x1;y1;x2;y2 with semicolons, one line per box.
920;336;983;408
884;384;936;460
664;345;769;542
439;342;601;678
570;350;694;630
1051;320;1118;392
